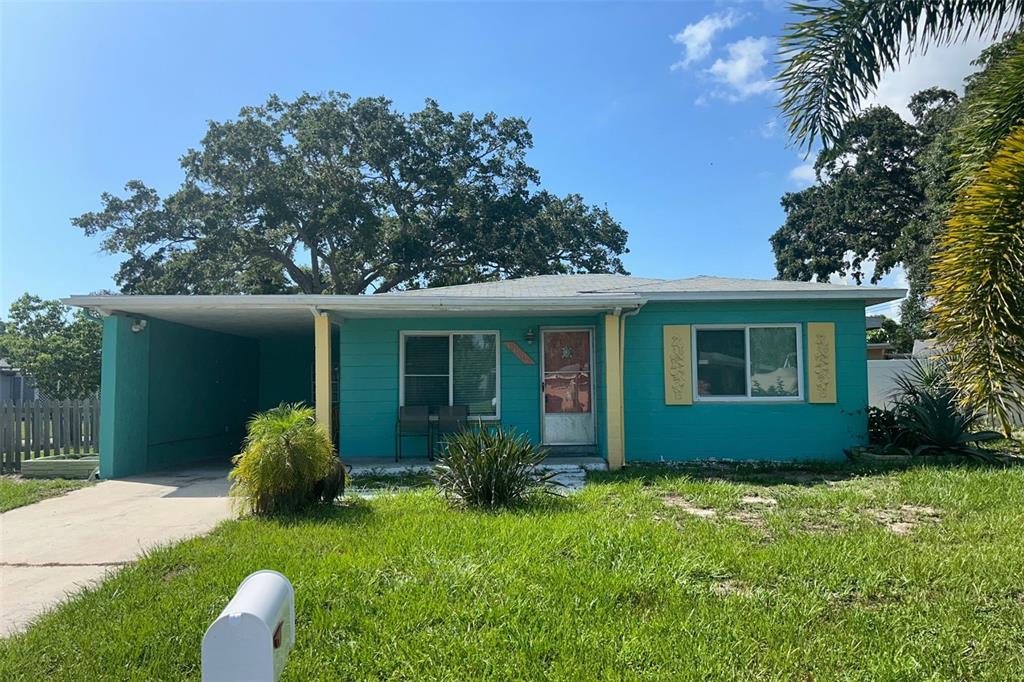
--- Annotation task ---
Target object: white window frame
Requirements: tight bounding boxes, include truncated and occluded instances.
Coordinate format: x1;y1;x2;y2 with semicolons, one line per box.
399;330;501;420
691;323;804;403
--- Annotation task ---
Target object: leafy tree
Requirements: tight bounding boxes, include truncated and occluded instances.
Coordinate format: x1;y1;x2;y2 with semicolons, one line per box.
776;2;1024;433
0;294;102;399
771;105;927;284
771;88;959;340
75;93;629;295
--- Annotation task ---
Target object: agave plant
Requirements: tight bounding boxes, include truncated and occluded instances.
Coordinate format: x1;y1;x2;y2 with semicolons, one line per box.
896;390;1004;460
882;359;1004;460
435;426;559;508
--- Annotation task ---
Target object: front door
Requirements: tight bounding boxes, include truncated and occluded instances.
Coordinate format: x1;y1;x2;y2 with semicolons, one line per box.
541;329;594;445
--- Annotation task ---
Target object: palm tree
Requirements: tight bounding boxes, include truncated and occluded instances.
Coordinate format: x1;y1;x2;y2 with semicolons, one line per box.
776;1;1024;433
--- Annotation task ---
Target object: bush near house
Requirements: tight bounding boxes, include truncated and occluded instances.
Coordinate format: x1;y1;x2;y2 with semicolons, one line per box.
228;404;344;515
435;426;558;508
860;360;1008;462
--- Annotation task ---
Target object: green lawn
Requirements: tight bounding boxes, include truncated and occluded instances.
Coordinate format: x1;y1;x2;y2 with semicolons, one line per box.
3;461;1024;680
0;476;93;512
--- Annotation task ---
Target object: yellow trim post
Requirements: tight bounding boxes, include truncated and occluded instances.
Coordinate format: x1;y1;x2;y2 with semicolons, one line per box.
314;313;332;429
604;313;624;471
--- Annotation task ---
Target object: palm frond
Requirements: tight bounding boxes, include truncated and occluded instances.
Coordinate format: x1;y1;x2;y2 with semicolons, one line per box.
952;32;1024;178
930;125;1024;434
777;0;1024;151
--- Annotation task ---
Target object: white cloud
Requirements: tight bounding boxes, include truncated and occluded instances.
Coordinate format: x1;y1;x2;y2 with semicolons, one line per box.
670;10;742;70
863;33;997;120
705;36;775;101
789;160;816;186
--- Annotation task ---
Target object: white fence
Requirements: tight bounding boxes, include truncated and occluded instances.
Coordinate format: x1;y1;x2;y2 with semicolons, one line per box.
867;359;915;408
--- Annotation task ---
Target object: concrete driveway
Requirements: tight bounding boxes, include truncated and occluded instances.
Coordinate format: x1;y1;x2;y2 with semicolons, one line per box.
1;463;232;636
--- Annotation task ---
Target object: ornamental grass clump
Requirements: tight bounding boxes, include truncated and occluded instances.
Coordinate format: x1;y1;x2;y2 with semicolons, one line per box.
435;426;557;508
229;403;344;515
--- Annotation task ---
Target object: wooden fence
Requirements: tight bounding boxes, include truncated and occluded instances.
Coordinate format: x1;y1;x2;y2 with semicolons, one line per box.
0;398;100;473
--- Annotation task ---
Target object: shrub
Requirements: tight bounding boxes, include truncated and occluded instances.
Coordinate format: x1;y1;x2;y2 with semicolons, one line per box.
896;391;1003;460
868;406;901;446
229;403;343;515
878;359;1005;461
435;426;557;508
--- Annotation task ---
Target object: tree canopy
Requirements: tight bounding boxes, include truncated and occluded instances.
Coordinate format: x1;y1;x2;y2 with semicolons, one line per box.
770;88;959;339
74;93;629;295
0;295;102;400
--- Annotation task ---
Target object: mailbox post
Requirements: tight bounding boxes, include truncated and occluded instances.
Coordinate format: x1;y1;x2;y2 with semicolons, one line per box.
202;570;295;682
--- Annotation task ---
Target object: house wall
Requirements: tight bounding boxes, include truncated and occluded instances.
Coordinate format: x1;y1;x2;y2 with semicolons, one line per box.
338;315;605;458
622;300;868;462
99;316;259;477
146;319;259;470
258;335;315;410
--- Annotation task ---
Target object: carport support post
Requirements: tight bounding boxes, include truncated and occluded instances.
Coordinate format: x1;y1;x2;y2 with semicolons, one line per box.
604;312;624;471
314;313;332;434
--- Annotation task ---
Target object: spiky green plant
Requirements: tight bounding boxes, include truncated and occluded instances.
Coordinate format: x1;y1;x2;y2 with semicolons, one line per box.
885;359;1005;460
435;427;558;508
776;2;1024;434
229;403;341;515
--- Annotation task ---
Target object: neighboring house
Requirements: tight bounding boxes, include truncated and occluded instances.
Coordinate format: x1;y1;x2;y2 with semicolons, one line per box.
65;274;904;478
865;315;892;360
0;358;38;404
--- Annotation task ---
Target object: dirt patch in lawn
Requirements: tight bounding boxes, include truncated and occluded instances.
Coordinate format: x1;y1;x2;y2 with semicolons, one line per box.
868;505;942;535
661;495;718;518
711;579;756;598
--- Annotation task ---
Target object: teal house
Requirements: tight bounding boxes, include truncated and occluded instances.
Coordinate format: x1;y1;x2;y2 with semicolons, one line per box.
66;275;904;478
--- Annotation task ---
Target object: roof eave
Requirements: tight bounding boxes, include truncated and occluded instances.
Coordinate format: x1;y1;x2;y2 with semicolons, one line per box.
61;293;645;316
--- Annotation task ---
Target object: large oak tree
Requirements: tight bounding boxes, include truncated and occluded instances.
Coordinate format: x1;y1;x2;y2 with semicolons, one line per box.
75;93;629;295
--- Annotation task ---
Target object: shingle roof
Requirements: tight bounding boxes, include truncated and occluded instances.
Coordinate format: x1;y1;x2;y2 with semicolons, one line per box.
588;275;884;296
384;274;664;297
385;273;901;301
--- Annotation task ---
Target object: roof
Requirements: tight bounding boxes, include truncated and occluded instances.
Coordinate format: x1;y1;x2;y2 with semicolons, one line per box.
387;274;664;298
387;273;905;306
63;274;905;337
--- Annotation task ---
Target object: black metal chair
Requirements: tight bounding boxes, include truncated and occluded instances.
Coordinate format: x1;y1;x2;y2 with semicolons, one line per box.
395;406;431;461
434;405;469;456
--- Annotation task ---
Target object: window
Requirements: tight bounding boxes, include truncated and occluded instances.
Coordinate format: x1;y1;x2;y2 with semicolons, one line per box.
695;325;802;400
401;332;499;417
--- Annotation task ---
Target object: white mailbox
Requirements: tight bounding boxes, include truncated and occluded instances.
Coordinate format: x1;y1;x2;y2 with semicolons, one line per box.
202;570;295;682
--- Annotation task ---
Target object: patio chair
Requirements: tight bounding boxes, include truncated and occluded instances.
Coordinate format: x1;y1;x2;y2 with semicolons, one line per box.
434;405;469;456
395;406;431;462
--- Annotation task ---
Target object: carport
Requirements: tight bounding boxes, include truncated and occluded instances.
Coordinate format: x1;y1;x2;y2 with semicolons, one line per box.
66;296;339;479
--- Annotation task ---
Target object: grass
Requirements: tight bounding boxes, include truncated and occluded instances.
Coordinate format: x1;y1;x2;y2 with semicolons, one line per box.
3;460;1024;680
0;476;93;512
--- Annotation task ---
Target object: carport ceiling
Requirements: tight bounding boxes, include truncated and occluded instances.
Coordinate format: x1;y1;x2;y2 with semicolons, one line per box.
62;294;642;337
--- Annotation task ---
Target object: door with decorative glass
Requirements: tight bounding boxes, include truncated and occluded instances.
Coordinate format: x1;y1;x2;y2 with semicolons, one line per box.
540;329;594;445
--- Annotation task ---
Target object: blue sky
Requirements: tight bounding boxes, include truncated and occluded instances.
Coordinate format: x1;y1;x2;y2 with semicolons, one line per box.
0;2;992;317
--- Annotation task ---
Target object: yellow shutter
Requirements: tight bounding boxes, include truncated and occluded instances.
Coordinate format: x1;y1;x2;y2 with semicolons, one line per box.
807;322;837;403
663;325;693;405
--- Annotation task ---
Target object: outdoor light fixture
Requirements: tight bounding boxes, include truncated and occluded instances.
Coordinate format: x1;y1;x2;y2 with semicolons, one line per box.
524;328;535;344
130;319;148;333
